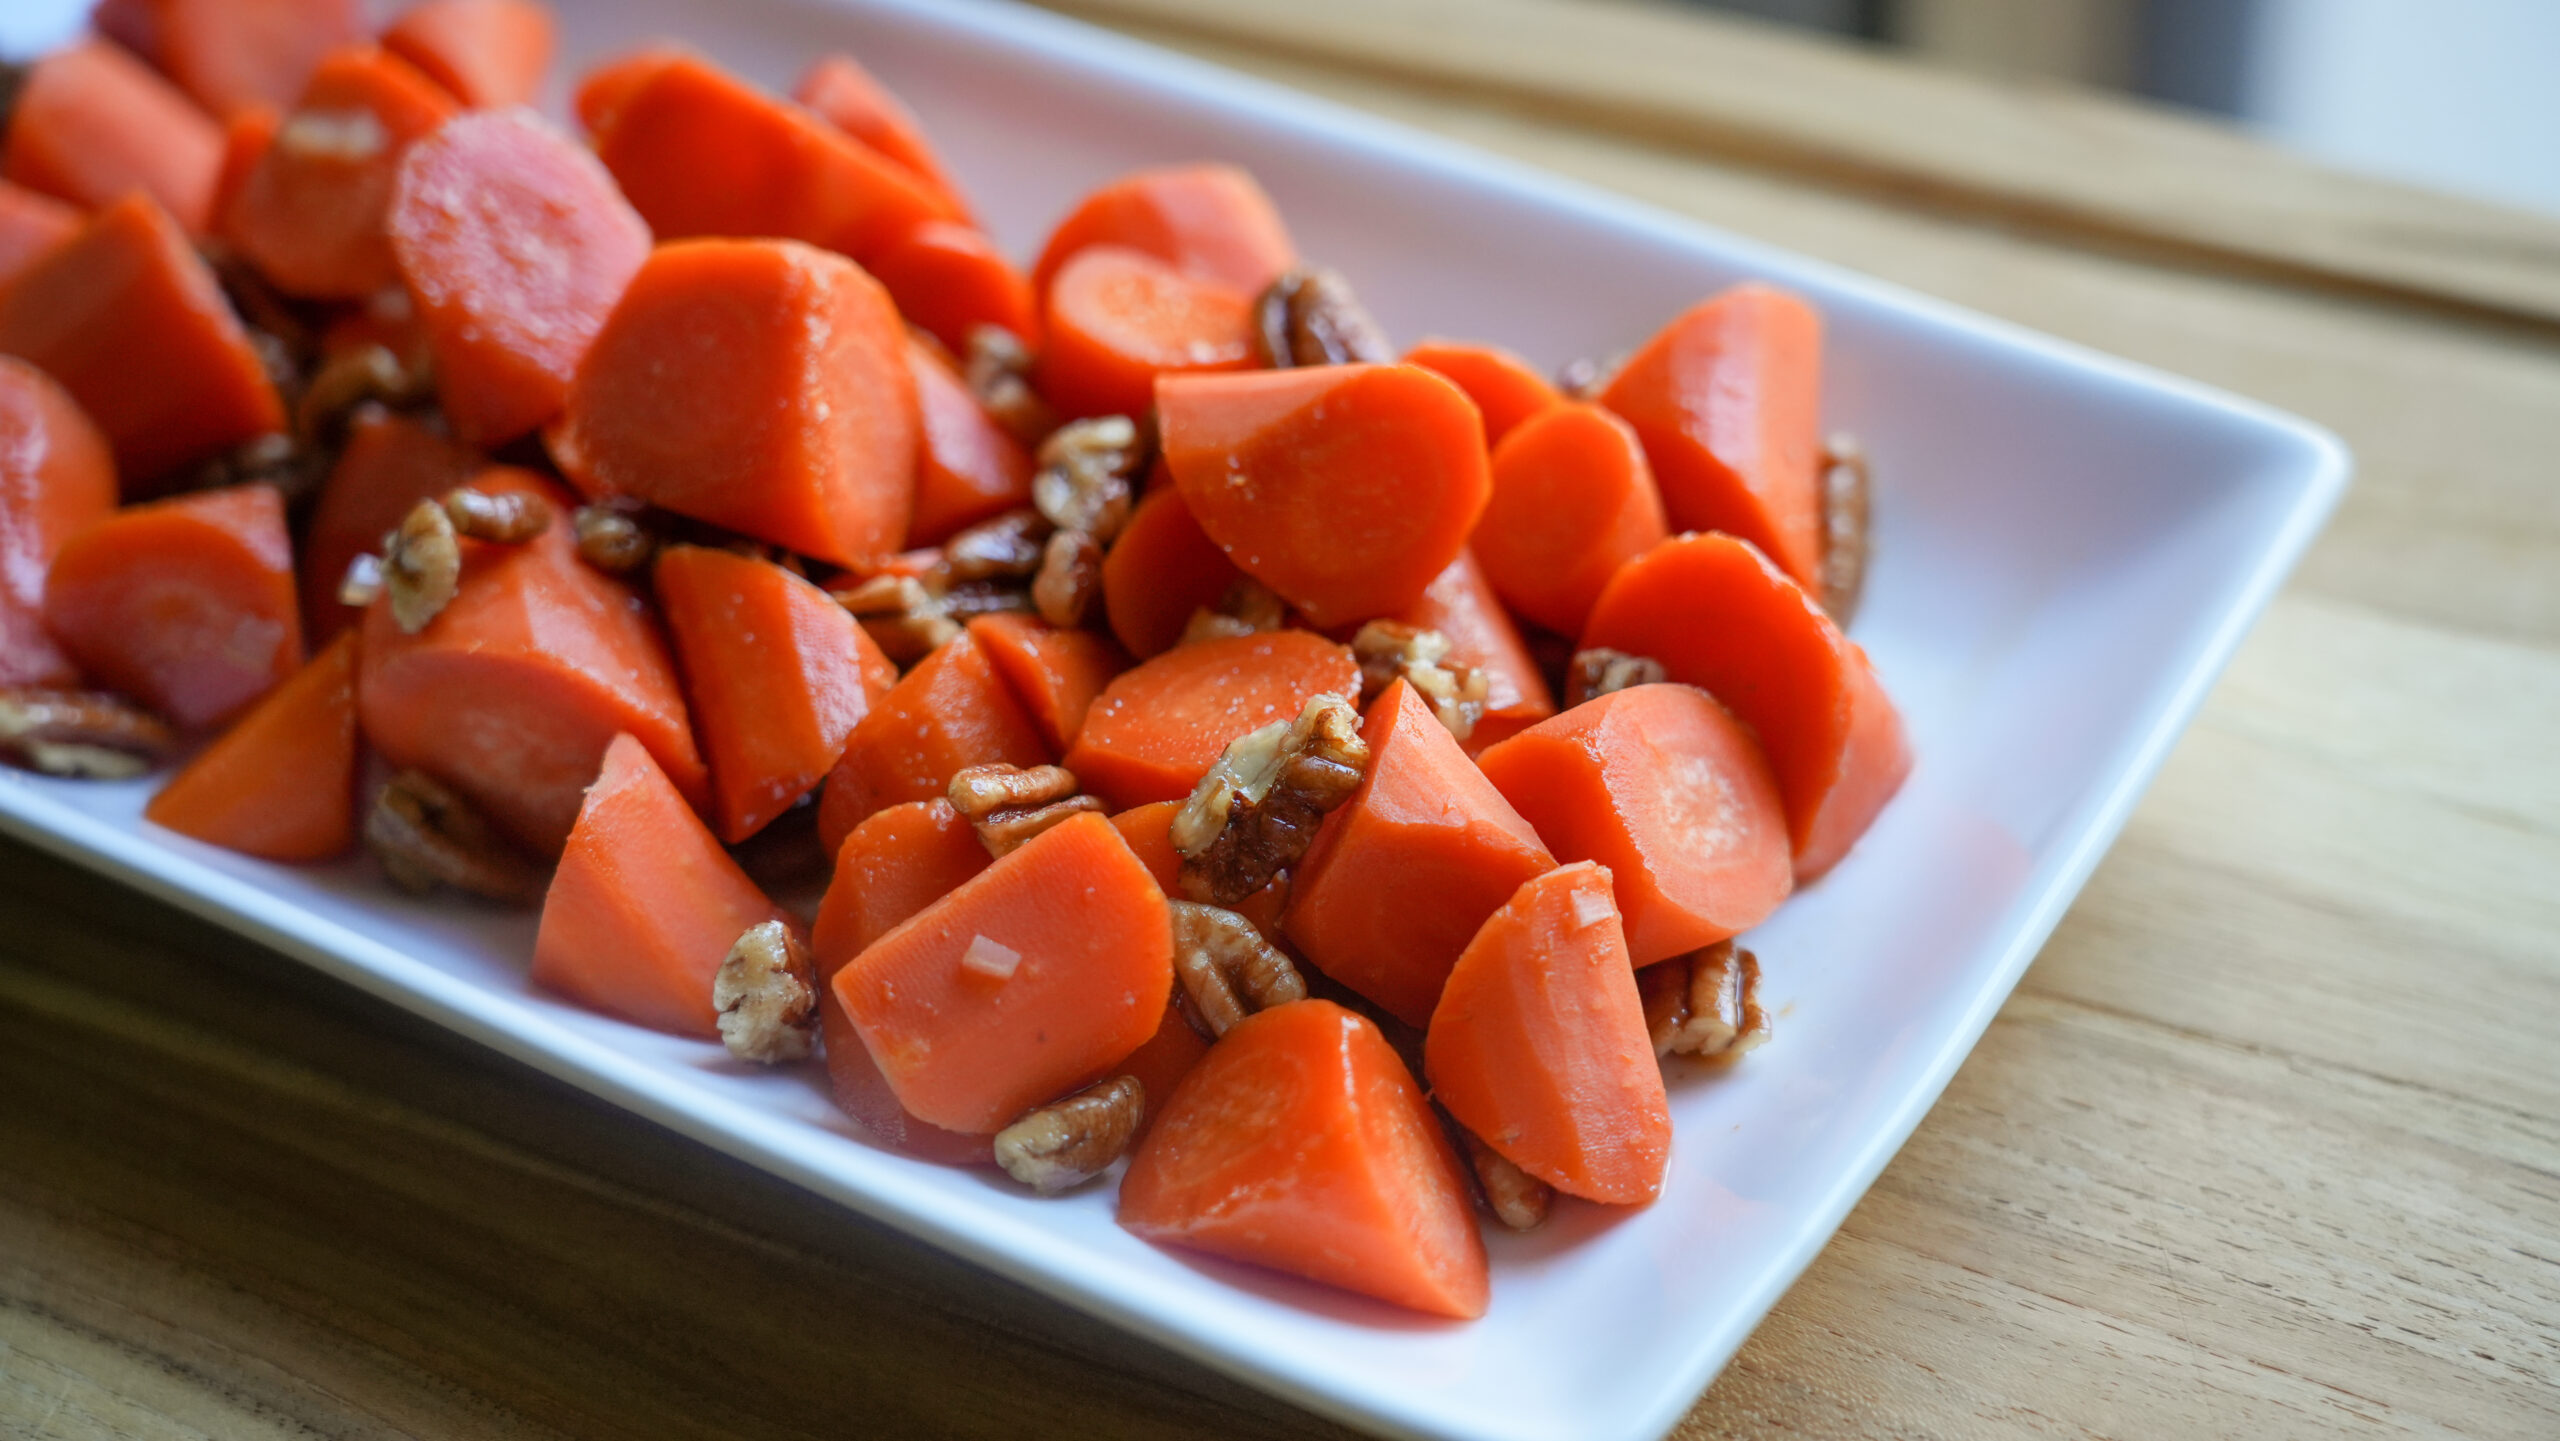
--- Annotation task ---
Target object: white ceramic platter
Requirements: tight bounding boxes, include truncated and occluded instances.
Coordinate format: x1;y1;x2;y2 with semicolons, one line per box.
0;2;2349;1437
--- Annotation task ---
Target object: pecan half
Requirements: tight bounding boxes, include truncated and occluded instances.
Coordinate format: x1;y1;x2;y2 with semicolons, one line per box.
1032;415;1143;544
1178;577;1290;646
1252;266;1392;369
1565;646;1667;707
1819;432;1871;626
296;341;434;446
571;502;658;576
713;920;819;1064
993;1074;1146;1193
443;486;551;543
962;324;1058;449
1640;940;1770;1060
946;763;1108;858
831;572;962;664
381;500;461;634
1167;900;1307;1038
0;688;177;779
1353;621;1489;740
1171;693;1369;908
364;770;548;904
938;508;1052;583
1457;1127;1554;1232
1031;528;1103;628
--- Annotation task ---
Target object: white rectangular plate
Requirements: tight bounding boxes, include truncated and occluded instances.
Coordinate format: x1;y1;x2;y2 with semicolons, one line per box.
0;2;2349;1438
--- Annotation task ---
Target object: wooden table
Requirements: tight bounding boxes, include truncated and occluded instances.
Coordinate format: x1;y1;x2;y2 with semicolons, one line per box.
6;2;2555;1436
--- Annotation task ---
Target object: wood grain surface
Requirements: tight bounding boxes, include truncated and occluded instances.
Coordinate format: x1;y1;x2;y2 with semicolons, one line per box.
6;1;2557;1437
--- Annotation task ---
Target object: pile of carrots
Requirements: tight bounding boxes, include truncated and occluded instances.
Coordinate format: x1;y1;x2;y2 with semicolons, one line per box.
0;0;1911;1323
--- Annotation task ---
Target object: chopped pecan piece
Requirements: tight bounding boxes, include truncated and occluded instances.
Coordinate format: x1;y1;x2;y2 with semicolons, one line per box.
1554;352;1626;401
1032;528;1103;628
1178;577;1289;646
381;499;461;634
182;431;327;502
295;341;433;446
442;486;551;543
1167;901;1308;1038
0;687;177;779
1565;646;1667;707
1640;941;1770;1060
1252;266;1393;368
962;324;1057;449
201;241;317;394
364;770;547;904
1457;1128;1554;1232
831;572;962;664
946;763;1108;858
571;502;657;576
1032;415;1142;543
1819;432;1871;626
1170;693;1369;908
993;1075;1146;1193
1352;620;1489;740
713;920;819;1064
935;579;1034;620
938;508;1052;583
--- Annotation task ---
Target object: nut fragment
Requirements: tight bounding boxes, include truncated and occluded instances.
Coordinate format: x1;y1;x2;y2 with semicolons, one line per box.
0;687;177;779
1032;415;1142;543
946;762;1108;858
1639;941;1770;1060
938;508;1052;582
1819;432;1871;626
1167;900;1308;1038
443;486;551;543
296;341;433;446
1178;578;1290;646
1555;352;1626;401
962;324;1058;448
1171;693;1369;908
993;1074;1146;1193
1457;1127;1554;1232
713;920;819;1063
1031;528;1103;628
1252;266;1393;368
184;431;327;501
381;500;461;634
1352;620;1489;740
1565;646;1667;707
364;770;548;904
832;572;963;664
571;502;658;576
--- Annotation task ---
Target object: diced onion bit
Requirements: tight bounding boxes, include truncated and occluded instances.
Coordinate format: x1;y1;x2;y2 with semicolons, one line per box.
960;933;1023;981
1569;888;1616;933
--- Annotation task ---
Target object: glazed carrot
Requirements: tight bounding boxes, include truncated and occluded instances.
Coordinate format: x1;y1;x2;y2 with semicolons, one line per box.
1037;246;1256;421
1598;284;1825;588
814;629;1050;852
1030;163;1295;300
967;613;1130;753
531;733;793;1039
358;469;707;855
0;183;79;288
1118;999;1487;1320
1160;364;1490;628
820;988;994;1165
1108;802;1182;893
571;46;678;136
43;484;301;728
382;0;557;109
810;799;990;981
551;238;917;569
1117;1002;1210;1140
1282;678;1554;1026
1063;630;1360;810
220;46;457;299
316;285;435;373
386;108;650;445
1580;533;1910;882
792;53;971;218
1;40;222;233
1476;402;1669;637
0;358;116;687
143;633;359;862
587;53;962;264
1476;682;1791;963
0;195;283;489
1427;863;1669;1203
297;409;479;645
1403;338;1563;449
91;0;361;118
1099;485;1247;660
905;335;1033;546
833;812;1172;1133
209;105;277;223
870;221;1038;356
1391;548;1555;754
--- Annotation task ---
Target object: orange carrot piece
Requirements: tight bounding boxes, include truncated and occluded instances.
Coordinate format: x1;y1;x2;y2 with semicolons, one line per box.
815;629;1050;852
905;335;1033;546
316;284;435;374
870;220;1037;355
144;632;359;861
1108;801;1182;894
382;0;557;109
1390;548;1555;754
1476;401;1669;637
1030;163;1295;301
1117;1002;1210;1140
0;194;283;490
551;238;917;569
810;798;990;982
967;613;1130;754
0;182;80;288
1427;862;1670;1204
1063;630;1360;810
220;45;457;299
820;988;994;1165
1403;338;1563;449
358;469;706;855
1580;533;1909;882
833;812;1172;1133
209;105;277;223
1160;364;1490;627
297;409;479;645
0;358;115;688
571;46;679;137
1118;999;1487;1319
1598;284;1825;588
1098;485;1246;660
1281;679;1554;1026
1;40;221;233
91;0;362;118
1037;245;1256;421
532;733;792;1038
792;53;971;219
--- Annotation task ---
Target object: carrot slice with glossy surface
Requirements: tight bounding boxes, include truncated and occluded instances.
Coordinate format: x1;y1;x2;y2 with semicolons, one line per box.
571;46;678;136
1038;245;1256;421
144;632;358;861
819;988;994;1165
905;336;1032;546
209;105;277;222
1098;484;1246;660
810;799;990;982
0;357;116;687
1477;401;1669;637
792;54;970;218
1107;801;1182;893
967;612;1129;754
2;40;222;232
1063;629;1359;810
0;182;80;288
221;45;457;299
870;220;1036;355
1118;1002;1210;1141
92;0;362;118
1404;338;1562;448
1390;547;1555;754
815;629;1050;852
297;409;479;645
1030;163;1294;300
382;0;557;109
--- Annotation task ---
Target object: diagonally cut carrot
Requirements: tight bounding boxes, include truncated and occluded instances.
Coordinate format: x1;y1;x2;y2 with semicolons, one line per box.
298;410;480;646
382;0;557;109
810;799;990;982
1403;338;1563;449
1038;245;1256;421
144;632;359;862
815;629;1051;852
870;221;1037;356
0;357;116;688
1031;163;1295;300
92;0;362;119
1063;629;1360;810
905;335;1033;546
2;40;223;232
792;54;972;220
1389;548;1556;754
1477;401;1669;638
967;613;1130;754
1098;485;1246;661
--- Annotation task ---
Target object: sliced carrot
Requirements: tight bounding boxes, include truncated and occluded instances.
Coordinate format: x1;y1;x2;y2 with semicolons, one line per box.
571;46;679;136
1391;548;1555;754
0;194;283;490
0;183;79;290
967;612;1130;754
810;799;989;982
91;0;362;118
1063;630;1360;810
814;629;1050;852
316;284;435;373
1118;999;1486;1320
1;40;222;233
870;220;1037;356
1037;245;1256;421
1108;801;1182;893
531;732;792;1039
143;632;359;861
1403;338;1562;449
1117;1002;1210;1141
1098;484;1246;660
792;53;971;219
819;987;994;1165
297;408;479;645
220;45;457;299
358;469;707;855
1282;678;1554;1026
0;357;116;687
905;335;1032;546
1160;364;1490;627
1476;401;1669;637
1598;284;1825;588
834;811;1171;1133
1030;163;1295;300
1580;532;1909;882
42;484;299;728
382;0;557;109
209;105;277;223
551;238;917;569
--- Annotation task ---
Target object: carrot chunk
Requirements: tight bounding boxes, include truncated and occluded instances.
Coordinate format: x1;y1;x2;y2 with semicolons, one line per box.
1117;1002;1210;1141
905;335;1032;546
144;632;359;861
532;732;793;1039
1098;485;1246;661
551;238;917;569
1030;163;1295;300
1403;338;1562;448
209;105;277;222
1283;678;1554;1026
92;0;362;118
386;108;649;445
1581;532;1909;882
1107;801;1182;893
43;484;300;728
1118;999;1487;1319
792;54;971;219
1063;630;1360;810
382;0;557;109
1160;364;1490;627
870;220;1037;356
1390;548;1555;753
810;799;990;981
0;194;283;490
1476;401;1669;637
833;812;1172;1133
1037;246;1256;421
2;40;222;233
1426;862;1671;1204
815;629;1050;852
819;988;994;1165
0;357;116;687
570;46;677;136
966;613;1130;754
0;182;80;289
1598;284;1825;588
297;409;478;646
